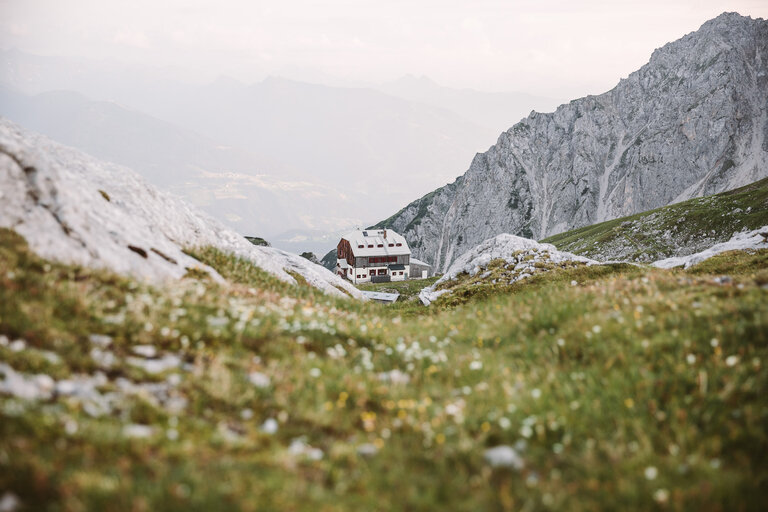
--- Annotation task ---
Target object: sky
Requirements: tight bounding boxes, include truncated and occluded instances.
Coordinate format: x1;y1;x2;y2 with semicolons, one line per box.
1;0;767;99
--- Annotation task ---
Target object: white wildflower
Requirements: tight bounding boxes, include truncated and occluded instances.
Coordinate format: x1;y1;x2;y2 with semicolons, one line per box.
260;418;278;435
132;345;157;358
0;492;20;512
88;334;112;347
377;369;410;385
249;371;271;388
288;438;323;460
653;488;669;504
483;445;524;470
357;443;379;457
64;419;78;435
9;339;25;352
123;424;155;439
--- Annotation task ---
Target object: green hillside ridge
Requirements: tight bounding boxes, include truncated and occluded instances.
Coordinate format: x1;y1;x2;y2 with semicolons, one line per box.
432;258;641;309
541;177;768;261
2;226;768;510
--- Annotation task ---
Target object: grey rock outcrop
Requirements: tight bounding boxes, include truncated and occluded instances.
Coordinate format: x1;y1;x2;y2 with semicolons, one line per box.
0;118;362;299
375;13;768;271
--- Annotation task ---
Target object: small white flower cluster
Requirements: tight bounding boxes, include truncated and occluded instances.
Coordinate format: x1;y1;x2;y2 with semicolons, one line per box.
484;445;525;470
288;438;323;460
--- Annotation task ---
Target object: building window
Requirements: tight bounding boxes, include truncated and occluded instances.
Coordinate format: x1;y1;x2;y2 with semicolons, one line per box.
396;243;402;246
377;244;383;248
357;275;361;279
358;245;363;248
388;243;394;247
368;244;373;248
378;269;386;275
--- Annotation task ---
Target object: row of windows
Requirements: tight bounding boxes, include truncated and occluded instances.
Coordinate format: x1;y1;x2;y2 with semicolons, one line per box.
356;271;405;278
357;243;403;249
369;256;399;264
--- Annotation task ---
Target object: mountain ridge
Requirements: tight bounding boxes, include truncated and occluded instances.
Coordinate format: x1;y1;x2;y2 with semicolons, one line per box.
374;12;768;271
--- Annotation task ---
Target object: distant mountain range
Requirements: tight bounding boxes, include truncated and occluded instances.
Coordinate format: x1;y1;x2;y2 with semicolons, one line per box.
376;74;560;139
1;49;560;254
0;117;361;297
375;12;768;271
0;85;351;243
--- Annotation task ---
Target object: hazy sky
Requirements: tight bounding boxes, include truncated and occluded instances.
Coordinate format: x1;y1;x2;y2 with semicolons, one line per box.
1;0;767;98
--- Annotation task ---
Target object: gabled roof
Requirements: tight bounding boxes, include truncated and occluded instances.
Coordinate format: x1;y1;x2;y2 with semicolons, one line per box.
340;229;411;257
409;257;431;268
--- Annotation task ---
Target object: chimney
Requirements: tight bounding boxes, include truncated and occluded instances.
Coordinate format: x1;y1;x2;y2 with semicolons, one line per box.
382;230;387;239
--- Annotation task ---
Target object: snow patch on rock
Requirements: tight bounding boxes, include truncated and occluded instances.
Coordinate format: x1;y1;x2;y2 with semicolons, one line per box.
0;118;361;299
652;226;768;269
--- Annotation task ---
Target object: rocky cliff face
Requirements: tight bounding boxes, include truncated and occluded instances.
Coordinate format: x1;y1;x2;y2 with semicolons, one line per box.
375;13;768;271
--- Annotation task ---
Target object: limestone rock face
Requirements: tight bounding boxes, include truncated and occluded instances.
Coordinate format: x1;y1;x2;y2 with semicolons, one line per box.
376;13;768;271
0;118;362;299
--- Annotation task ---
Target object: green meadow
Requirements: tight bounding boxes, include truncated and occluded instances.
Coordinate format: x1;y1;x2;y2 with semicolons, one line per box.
1;228;767;511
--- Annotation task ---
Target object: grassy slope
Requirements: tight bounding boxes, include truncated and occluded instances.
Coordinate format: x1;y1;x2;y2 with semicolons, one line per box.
541;177;768;261
354;277;441;317
434;260;642;308
2;227;768;511
357;277;440;300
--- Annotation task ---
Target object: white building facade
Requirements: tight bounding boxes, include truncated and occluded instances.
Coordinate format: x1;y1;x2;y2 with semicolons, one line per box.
336;229;411;284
